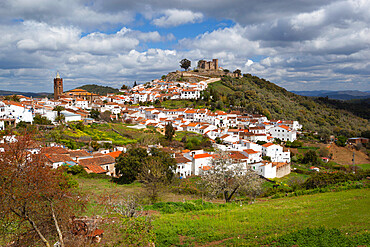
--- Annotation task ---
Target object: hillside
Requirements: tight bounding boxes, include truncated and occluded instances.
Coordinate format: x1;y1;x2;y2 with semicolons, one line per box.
76;84;119;95
0;89;50;97
202;74;369;136
292;90;370;100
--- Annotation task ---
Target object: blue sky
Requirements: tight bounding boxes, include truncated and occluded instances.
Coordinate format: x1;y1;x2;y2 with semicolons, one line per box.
0;0;369;92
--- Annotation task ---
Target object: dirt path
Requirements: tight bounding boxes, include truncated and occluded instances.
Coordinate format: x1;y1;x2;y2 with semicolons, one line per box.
328;144;369;165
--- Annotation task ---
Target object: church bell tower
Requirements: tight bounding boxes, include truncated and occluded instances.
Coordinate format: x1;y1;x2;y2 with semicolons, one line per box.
54;72;63;100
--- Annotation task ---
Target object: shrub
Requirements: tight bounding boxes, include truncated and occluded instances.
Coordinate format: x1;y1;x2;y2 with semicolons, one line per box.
303;170;370;189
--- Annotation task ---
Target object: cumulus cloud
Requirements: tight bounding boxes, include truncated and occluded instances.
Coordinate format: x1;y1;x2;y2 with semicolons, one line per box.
0;0;369;91
152;9;203;27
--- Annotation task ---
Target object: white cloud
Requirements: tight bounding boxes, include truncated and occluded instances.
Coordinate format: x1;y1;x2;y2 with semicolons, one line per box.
152;9;203;27
0;0;369;92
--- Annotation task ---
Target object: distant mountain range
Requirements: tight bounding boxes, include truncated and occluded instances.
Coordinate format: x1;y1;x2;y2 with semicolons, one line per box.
0;84;119;97
0;90;50;97
291;90;370;100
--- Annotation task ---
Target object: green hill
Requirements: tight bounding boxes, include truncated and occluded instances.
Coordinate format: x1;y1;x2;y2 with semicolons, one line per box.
76;84;119;95
202;74;369;137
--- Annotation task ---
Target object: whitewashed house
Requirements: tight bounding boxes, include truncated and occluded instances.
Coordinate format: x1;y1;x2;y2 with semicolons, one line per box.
269;125;297;142
261;143;291;163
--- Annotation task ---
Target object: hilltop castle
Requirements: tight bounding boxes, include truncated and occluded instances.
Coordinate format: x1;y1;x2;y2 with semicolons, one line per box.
197;59;219;71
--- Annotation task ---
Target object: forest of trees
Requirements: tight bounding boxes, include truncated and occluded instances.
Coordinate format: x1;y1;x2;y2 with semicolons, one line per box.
76;84;119;95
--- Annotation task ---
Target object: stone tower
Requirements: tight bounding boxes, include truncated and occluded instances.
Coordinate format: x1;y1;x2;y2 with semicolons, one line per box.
54;72;63;100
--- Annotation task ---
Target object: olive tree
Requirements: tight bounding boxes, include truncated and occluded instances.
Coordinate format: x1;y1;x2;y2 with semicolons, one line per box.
201;151;263;203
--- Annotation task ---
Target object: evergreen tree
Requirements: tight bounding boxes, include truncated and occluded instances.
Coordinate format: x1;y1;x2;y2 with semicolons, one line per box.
165;123;175;141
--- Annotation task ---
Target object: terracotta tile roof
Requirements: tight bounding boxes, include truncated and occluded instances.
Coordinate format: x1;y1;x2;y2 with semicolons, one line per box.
79;155;115;167
105;151;124;158
175;155;192;164
68;150;91;157
194;153;212;159
215;110;227;115
45;154;75;163
187;123;198;127
273;162;289;168
249;126;265;130
262;143;274;148
278;125;291;131
243;149;259;154
201;165;212;171
184;110;196;113
227;129;239;132
84;164;107;174
229;151;248;160
3;100;25;108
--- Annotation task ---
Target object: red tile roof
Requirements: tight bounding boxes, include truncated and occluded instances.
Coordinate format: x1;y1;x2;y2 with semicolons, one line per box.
229;151;248;160
278;125;291;131
243;149;259;154
105;151;124;158
193;153;212;159
262;143;274;148
84;164;107;174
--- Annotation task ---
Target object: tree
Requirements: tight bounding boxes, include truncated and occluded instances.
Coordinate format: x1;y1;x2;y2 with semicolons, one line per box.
100;110;112;122
33;114;52;125
180;58;191;71
0;134;84;246
165;123;175;141
202;151;263;203
4;94;20;102
302;150;319;165
115;147;149;184
121;84;129;90
89;109;100;120
53;106;65;123
336;136;347;147
138;149;176;203
115;147;176;192
133;81;137;87
55;114;65;123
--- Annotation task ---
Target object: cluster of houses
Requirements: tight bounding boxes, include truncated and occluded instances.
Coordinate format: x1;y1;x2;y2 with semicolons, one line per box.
0;76;303;179
0;77;219;127
117;77;219;103
0;136;122;177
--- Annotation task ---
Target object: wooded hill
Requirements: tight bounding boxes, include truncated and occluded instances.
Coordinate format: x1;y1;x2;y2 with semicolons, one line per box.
76;84;119;95
202;74;369;137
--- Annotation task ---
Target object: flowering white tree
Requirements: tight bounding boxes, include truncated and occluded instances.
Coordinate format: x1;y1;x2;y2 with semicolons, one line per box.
202;151;263;203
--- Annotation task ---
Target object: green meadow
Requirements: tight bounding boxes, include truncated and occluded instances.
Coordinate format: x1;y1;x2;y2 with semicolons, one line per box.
152;189;369;246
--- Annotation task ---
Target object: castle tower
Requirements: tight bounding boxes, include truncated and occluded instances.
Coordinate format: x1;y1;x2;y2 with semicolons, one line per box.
212;59;219;70
54;72;63;100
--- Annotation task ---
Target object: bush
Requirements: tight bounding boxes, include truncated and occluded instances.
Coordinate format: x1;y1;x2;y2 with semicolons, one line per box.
108;217;156;246
144;200;219;214
336;136;347;147
303;170;370;189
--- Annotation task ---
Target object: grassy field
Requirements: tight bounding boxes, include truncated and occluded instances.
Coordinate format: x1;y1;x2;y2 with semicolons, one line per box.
358;163;370;170
152;189;370;246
